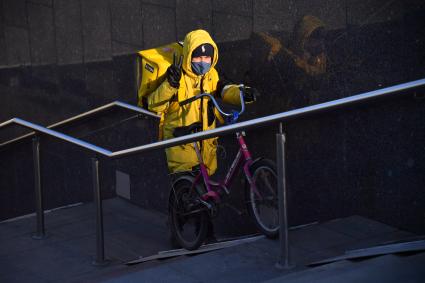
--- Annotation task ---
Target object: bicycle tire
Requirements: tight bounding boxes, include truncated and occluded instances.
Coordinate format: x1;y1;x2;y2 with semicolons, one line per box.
246;159;280;238
169;179;208;250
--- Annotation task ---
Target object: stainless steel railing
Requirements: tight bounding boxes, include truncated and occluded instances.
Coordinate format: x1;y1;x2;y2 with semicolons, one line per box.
0;101;160;147
0;118;113;155
1;78;424;266
109;78;425;158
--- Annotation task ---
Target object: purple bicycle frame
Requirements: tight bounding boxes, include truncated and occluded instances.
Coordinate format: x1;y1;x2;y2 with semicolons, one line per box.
192;131;260;202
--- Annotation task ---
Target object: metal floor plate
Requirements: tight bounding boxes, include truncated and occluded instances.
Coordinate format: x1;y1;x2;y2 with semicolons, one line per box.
309;239;425;266
126;235;265;265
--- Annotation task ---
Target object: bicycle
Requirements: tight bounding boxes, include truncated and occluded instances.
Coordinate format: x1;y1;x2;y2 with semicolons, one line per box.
168;89;279;250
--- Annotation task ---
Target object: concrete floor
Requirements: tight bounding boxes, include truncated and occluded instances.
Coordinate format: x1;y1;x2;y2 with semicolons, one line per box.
0;197;423;282
0;198;172;282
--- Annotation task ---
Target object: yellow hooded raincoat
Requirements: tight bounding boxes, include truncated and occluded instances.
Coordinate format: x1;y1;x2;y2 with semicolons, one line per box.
147;29;241;175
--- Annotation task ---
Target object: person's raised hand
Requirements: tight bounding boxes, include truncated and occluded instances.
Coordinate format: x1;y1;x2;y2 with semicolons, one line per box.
167;53;183;88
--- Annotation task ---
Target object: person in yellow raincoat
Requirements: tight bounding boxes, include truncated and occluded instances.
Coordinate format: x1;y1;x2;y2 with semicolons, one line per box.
147;29;256;176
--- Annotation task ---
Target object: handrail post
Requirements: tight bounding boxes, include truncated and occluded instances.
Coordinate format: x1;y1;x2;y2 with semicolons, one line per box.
92;157;108;266
275;123;293;269
32;135;46;239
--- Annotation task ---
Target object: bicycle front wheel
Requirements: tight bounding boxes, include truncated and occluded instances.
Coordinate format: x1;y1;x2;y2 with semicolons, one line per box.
169;179;208;250
247;159;279;238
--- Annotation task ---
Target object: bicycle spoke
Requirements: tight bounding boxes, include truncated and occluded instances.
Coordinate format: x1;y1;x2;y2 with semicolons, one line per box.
260;170;277;197
249;162;280;237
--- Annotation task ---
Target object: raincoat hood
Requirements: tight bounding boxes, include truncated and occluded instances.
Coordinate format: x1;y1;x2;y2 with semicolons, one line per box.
182;29;219;78
291;15;325;54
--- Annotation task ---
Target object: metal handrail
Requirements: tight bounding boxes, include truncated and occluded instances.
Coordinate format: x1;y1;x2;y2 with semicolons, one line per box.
0;101;160;147
110;78;425;158
0;118;113;155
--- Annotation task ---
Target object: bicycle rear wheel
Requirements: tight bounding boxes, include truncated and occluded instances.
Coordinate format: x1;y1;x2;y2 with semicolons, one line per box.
169;179;208;250
246;159;279;238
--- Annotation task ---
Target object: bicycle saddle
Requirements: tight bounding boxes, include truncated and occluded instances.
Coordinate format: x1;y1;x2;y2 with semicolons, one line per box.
173;122;202;137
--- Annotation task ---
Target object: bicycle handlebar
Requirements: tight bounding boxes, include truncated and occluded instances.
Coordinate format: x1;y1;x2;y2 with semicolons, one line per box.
179;86;245;123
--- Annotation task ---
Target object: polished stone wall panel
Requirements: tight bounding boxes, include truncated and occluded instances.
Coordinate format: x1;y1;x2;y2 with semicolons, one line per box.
142;4;176;48
84;61;117;108
29;0;53;6
212;0;252;17
3;0;27;28
57;64;86;97
110;0;143;53
141;0;175;8
346;0;404;26
54;0;83;65
215;40;251;83
176;0;212;40
112;41;140;57
27;3;56;65
213;13;252;42
81;0;112;62
253;0;295;32
112;54;138;104
4;26;31;65
294;0;346;30
0;21;7;66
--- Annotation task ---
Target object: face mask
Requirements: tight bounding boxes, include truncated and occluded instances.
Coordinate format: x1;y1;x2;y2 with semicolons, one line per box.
191;61;211;75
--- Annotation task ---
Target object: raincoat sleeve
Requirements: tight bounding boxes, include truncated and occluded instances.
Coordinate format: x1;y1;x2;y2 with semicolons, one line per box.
215;71;241;106
220;85;242;106
147;80;178;113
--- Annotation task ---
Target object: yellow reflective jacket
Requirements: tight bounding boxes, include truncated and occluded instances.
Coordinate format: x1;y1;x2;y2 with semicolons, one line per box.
147;29;241;175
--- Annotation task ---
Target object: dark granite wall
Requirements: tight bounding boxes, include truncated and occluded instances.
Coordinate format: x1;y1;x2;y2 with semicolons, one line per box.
0;0;424;234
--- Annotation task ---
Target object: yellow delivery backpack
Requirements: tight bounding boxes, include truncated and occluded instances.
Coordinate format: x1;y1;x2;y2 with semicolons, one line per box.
136;42;183;108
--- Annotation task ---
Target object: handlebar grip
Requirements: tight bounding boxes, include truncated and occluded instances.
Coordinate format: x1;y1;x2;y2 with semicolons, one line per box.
179;95;200;106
